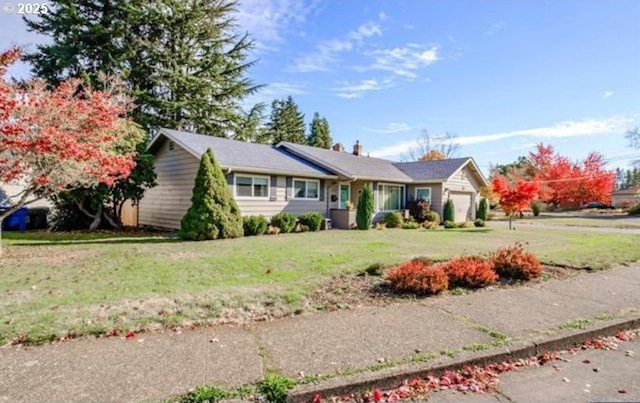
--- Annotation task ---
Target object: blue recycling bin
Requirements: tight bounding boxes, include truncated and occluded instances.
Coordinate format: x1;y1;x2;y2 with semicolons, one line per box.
5;207;28;232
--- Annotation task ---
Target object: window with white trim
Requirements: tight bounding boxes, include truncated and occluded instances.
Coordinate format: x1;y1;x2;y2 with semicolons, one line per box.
415;187;432;205
235;175;269;198
378;184;403;211
293;179;319;200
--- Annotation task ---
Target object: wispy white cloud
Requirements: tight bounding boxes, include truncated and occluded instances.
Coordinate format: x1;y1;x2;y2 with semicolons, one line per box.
369;117;632;158
290;18;384;73
332;78;394;98
603;91;614;99
336;93;360;99
365;44;439;79
349;22;383;42
365;122;413;134
486;22;505;36
235;0;321;49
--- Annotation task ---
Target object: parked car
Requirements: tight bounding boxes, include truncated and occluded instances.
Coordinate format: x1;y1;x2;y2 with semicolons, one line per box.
581;202;615;210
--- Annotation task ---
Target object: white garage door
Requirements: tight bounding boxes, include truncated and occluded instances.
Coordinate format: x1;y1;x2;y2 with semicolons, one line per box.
449;192;473;222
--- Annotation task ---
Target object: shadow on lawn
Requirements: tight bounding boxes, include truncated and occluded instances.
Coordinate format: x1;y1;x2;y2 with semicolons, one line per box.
7;237;181;246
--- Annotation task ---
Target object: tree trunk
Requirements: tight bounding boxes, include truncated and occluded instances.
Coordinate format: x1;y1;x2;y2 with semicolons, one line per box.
88;204;103;231
0;217;4;257
509;214;513;230
104;211;122;231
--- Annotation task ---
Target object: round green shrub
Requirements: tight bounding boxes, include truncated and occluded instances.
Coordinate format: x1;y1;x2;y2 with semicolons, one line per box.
383;211;404;228
424;211;440;223
243;215;268;236
270;212;296;233
629;203;640;215
401;221;420;229
444;199;455;223
531;201;541;217
365;262;388;276
298;212;323;231
421;221;439;230
443;220;455;229
474;218;485;227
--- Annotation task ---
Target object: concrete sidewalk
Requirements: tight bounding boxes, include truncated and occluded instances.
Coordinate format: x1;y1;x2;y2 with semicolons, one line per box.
1;263;639;403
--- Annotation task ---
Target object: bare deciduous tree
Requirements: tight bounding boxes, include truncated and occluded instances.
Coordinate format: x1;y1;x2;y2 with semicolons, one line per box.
403;130;460;161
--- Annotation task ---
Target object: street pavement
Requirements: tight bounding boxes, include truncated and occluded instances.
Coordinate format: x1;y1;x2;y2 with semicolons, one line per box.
431;335;640;402
1;263;640;403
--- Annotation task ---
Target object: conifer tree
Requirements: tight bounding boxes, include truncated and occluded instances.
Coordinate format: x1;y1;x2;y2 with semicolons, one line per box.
356;184;374;230
179;149;243;240
307;112;332;149
267;96;306;145
444;198;455;222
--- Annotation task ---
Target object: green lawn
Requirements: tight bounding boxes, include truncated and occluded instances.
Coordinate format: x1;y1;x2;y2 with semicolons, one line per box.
1;226;639;345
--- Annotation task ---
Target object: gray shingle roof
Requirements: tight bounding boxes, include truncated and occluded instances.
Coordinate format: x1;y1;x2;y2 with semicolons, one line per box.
277;142;413;182
393;158;472;181
152;129;336;178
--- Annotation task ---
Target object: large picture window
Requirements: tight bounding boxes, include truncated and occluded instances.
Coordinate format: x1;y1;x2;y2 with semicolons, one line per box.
293;179;320;199
378;184;403;211
235;175;269;198
415;187;432;205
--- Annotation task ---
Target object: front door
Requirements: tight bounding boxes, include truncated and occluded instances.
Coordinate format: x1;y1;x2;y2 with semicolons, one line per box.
339;184;350;209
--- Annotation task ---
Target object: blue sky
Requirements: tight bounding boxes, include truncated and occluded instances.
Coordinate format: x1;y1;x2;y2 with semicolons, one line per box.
2;0;639;174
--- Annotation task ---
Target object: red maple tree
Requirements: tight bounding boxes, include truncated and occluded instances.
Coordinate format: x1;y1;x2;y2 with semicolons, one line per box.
1;48;138;251
491;176;539;229
529;144;615;207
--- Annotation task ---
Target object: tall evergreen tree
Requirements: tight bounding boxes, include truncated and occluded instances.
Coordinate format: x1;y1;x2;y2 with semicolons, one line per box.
25;0;260;135
307;112;332;148
266;96;306;145
179;149;243;240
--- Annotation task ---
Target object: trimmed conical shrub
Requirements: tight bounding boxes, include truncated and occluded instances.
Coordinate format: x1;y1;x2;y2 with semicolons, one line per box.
444;198;455;223
356;184;374;230
179;148;243;241
477;198;488;221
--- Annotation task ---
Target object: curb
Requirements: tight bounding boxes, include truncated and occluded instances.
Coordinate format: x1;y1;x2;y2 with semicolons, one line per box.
286;316;640;403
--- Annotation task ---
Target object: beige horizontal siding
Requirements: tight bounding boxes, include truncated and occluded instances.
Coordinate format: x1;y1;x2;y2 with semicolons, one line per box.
233;174;328;219
139;139;199;229
139;143;330;229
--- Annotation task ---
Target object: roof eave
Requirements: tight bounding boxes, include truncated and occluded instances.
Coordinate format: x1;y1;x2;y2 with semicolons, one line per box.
276;143;355;179
222;165;338;179
446;158;489;188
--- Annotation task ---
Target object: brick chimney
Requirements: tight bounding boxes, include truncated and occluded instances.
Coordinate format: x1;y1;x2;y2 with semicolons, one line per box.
353;140;363;156
332;142;344;152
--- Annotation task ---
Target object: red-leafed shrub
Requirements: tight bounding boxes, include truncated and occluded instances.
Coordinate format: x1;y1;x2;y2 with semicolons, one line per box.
492;243;542;280
386;261;449;295
439;256;498;289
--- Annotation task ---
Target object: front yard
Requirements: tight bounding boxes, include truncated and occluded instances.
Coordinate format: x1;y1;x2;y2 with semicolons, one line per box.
1;225;639;345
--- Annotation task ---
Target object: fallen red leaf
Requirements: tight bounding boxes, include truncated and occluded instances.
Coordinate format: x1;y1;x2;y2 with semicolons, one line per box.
373;389;382;402
312;394;322;403
125;331;135;339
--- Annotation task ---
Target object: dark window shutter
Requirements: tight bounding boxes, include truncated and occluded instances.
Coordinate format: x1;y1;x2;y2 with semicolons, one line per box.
319;179;325;201
226;173;234;186
285;177;293;200
270;175;277;201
